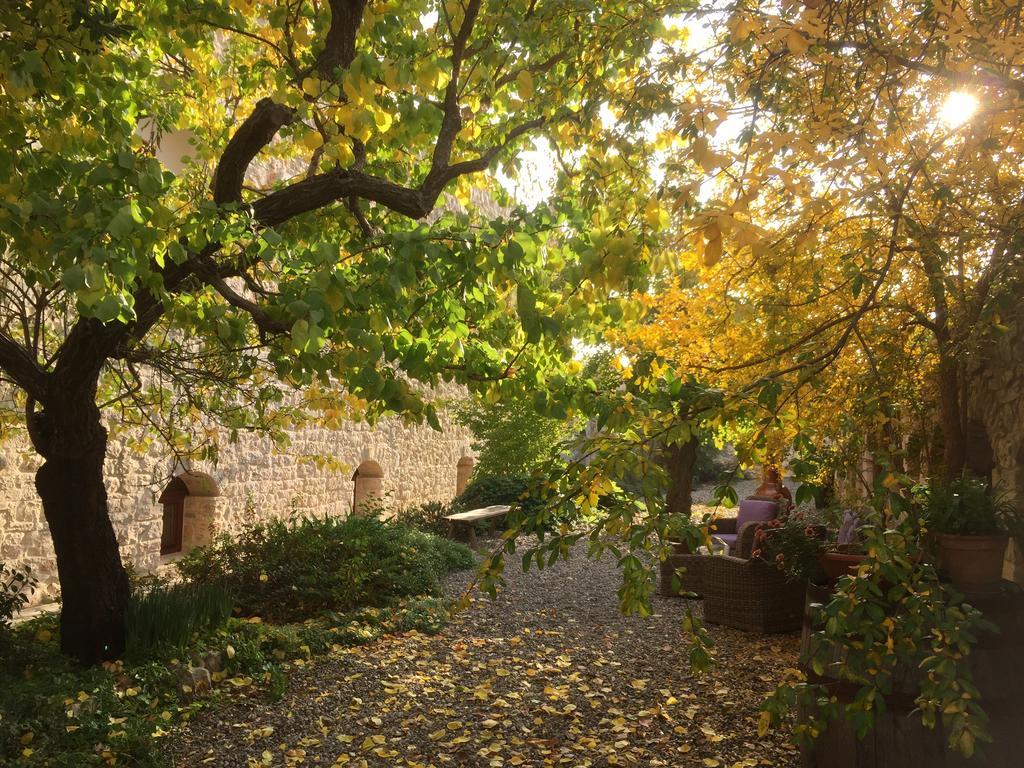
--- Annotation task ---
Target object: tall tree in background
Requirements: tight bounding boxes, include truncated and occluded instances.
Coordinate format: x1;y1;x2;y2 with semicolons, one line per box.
0;0;682;663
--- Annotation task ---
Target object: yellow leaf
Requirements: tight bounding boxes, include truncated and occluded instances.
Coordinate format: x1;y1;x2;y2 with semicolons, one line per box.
301;76;321;97
516;70;535;99
703;233;723;268
302;131;324;151
372;107;394;133
786;30;809;55
757;710;772;737
959;729;975;758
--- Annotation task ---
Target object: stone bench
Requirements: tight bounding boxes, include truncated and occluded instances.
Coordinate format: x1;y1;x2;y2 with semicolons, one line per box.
444;505;511;547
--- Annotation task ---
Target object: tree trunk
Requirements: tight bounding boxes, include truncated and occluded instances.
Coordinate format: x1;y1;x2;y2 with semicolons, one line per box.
30;387;130;664
664;437;698;516
936;354;967;480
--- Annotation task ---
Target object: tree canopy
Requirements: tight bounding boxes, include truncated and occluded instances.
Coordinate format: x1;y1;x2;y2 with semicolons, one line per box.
614;0;1024;482
0;0;686;662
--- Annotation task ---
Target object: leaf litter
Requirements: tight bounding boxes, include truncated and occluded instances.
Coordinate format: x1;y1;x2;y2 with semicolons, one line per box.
170;539;799;767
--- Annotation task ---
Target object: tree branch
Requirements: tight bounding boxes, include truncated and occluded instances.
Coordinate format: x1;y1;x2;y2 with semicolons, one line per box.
194;260;289;335
0;331;46;399
213;98;295;205
315;0;368;78
820;39;1024;97
253;117;544;226
423;0;483;192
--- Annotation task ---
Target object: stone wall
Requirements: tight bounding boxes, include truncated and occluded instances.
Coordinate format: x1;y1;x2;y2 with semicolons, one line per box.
967;291;1024;584
0;406;474;604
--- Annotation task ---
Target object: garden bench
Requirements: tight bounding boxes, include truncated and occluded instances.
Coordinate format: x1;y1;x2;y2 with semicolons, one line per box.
445;505;510;547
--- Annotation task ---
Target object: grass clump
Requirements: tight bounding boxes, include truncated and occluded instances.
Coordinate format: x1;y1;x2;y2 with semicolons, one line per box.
125;581;233;661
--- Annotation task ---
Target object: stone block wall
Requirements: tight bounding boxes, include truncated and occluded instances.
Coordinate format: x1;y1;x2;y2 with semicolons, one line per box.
967;294;1024;584
0;407;474;604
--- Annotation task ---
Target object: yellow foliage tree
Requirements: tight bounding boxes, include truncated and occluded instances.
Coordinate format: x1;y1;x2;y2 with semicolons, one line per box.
624;0;1024;482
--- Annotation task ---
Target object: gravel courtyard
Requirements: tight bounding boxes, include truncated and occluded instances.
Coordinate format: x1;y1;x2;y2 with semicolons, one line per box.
170;529;800;768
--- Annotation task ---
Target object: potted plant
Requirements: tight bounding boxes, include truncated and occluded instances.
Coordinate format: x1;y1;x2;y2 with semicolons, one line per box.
759;516;1001;764
818;509;868;581
750;512;826;584
666;513;704;554
926;475;1018;588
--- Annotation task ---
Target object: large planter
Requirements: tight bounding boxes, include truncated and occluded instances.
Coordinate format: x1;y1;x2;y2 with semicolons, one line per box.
938;533;1009;587
754;465;793;505
818;550;867;582
799;585;1024;768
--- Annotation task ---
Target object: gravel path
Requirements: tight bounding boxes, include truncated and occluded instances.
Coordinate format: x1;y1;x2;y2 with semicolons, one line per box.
170;533;800;768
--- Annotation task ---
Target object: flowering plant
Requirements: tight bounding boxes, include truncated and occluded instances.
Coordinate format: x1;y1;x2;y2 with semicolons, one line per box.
750;512;826;583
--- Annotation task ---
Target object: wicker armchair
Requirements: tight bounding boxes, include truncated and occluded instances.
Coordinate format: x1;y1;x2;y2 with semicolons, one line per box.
706;516;762;558
701;553;806;633
659;552;705;597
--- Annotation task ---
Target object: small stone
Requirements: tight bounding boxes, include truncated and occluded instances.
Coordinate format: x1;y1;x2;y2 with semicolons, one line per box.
178;666;212;693
70;698;97;718
203;650;223;674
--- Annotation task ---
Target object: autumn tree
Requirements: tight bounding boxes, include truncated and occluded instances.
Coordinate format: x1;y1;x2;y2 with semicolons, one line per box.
0;0;683;663
480;0;1024;659
618;0;1024;481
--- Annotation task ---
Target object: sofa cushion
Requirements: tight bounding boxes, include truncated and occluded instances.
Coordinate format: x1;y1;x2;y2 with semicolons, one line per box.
736;498;778;532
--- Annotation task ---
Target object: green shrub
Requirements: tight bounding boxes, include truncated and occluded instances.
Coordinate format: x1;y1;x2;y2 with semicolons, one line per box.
396;500;451;536
1;614;183;768
455;474;540;511
1;562;35;633
125;581;233;661
454;392;580;478
176;516;474;623
389;596;450;635
0;567;465;766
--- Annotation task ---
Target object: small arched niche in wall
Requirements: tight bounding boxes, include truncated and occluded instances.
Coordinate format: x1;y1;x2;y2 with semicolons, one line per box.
352;460;384;516
158;471;221;556
456;456;475;495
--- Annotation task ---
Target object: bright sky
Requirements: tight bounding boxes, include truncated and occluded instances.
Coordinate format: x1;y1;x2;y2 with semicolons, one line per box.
494;13;979;210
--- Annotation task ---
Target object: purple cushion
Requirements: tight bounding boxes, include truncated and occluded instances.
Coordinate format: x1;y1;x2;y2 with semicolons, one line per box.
736;498;778;531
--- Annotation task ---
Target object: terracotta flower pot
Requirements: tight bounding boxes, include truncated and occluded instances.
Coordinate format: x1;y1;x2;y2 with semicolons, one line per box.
937;534;1008;587
819;550;867;581
754;465;793;505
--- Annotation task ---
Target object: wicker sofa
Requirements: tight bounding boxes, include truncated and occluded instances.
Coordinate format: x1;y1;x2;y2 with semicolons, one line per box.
662;497;805;632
